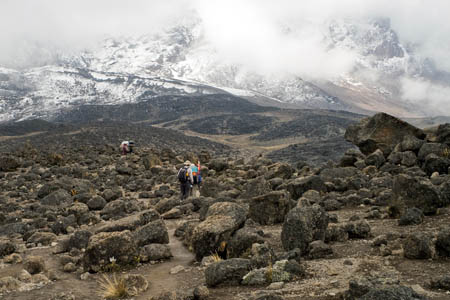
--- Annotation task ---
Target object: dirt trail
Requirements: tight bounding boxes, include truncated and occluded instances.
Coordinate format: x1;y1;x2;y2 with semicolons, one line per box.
1;220;196;300
137;220;197;299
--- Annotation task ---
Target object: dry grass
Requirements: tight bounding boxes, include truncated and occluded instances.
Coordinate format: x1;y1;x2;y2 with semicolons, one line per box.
97;274;128;299
211;252;222;262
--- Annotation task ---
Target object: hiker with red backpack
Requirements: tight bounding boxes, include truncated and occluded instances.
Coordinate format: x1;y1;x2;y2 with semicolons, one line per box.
178;160;194;200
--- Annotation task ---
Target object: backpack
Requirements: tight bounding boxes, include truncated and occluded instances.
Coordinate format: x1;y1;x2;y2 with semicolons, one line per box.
178;167;188;183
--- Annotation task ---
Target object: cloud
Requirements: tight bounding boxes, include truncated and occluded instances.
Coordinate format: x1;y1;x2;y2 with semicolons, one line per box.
0;0;192;68
401;77;450;115
1;0;450;115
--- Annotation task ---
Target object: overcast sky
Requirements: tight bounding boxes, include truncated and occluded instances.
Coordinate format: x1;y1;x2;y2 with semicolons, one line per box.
1;0;450;70
1;0;450;113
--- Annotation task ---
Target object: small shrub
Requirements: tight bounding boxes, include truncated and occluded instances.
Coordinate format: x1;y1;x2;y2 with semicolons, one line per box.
211;252;222;262
98;274;128;299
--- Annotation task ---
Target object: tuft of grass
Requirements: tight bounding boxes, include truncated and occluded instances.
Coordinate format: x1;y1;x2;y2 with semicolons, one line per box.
211;251;222;262
265;259;273;283
442;147;450;158
98;274;128;299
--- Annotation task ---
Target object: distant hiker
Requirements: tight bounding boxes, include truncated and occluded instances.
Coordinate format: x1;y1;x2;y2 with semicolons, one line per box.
190;161;201;197
178;160;194;200
120;141;135;155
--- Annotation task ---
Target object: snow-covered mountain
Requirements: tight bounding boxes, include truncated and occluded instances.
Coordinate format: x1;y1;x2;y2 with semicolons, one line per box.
1;16;449;122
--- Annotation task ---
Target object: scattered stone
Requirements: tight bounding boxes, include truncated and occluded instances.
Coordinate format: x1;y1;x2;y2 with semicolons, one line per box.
140;244;172;262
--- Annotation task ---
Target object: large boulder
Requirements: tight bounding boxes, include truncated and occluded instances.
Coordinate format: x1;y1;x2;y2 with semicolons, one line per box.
436;123;450;145
227;224;265;258
345;112;425;155
133;219;169;247
191;202;247;261
281;204;328;254
281;176;326;200
249;191;291;225
391;174;443;215
241;176;272;199
204;258;251;287
82;230;138;272
422;154;450;175
403;233;433;259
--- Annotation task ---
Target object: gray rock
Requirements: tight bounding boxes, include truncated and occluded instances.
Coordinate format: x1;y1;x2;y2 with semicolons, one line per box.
391;174;443;216
87;195;107;210
204;258;251;287
436;227;450;257
41;189;72;207
27;231;57;246
403;233;433;259
140;244;172;261
134;219;169;247
82;230;138;272
0;241;16;258
398;208;424;226
344;220;371;239
281;204;328;253
365;149;386;168
430;275;450;291
345;112;425;155
227;225;264;258
249;191;291;225
191;202;247;261
423;154;450;176
401;135;425;152
242;268;269;286
0;156;20;172
68;230;92;250
281;176;326;200
308;240;333;259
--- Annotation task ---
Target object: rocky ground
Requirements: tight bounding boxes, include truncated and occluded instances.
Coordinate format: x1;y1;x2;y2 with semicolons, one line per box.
1;113;450;300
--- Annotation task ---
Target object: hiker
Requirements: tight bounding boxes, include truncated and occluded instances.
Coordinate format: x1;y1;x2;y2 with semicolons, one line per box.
120;141;135;155
190;161;202;197
178;160;194;200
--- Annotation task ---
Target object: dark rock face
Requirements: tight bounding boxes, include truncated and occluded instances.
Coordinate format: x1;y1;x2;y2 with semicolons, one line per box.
391;174;443;216
281;205;328;254
345;112;425;155
249;191;291;225
403;233;433;259
82;230;138;272
204;258;251;287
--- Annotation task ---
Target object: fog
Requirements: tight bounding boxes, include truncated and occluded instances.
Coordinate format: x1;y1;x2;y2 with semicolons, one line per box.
1;0;450;112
